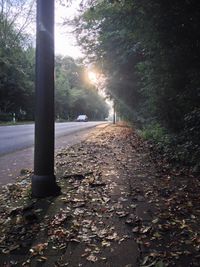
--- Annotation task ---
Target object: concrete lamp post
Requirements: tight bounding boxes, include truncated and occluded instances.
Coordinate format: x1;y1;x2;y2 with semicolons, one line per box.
32;0;61;197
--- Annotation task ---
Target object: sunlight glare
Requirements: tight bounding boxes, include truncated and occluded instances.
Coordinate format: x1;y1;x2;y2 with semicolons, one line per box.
88;71;98;84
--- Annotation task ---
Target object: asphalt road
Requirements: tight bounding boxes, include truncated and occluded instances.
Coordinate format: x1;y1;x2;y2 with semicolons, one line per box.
0;121;105;156
0;122;107;186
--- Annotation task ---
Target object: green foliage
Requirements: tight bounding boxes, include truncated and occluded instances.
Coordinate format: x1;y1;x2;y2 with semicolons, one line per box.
55;55;109;120
73;0;200;169
0;11;35;120
0;112;13;122
139;124;169;143
0;5;108;123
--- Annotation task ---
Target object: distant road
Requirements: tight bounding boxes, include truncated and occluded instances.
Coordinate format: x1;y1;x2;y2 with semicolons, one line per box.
0;121;105;156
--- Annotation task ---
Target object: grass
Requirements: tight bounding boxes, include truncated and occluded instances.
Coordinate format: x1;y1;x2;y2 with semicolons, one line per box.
0;121;34;126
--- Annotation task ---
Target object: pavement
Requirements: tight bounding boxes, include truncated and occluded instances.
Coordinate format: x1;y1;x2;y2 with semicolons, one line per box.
0;123;199;267
0;125;104;186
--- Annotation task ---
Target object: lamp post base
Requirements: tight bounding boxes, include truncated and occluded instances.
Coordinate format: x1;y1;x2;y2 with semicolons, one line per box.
32;175;61;198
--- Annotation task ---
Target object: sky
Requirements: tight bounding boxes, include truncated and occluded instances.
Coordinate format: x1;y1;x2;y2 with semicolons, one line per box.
14;0;83;58
55;1;83;58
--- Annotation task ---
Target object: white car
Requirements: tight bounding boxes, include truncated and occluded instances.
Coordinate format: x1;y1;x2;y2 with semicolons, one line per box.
76;115;88;122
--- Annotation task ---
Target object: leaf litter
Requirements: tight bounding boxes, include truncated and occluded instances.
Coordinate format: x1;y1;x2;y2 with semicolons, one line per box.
0;123;199;266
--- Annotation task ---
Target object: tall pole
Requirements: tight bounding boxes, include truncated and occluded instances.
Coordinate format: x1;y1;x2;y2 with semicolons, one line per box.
32;0;60;197
113;101;116;124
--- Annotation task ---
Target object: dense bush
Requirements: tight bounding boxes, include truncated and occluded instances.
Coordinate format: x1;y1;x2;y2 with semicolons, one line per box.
0;112;13;122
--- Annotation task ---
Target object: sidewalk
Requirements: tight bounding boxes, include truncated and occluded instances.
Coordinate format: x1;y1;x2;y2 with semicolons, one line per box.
0;123;200;267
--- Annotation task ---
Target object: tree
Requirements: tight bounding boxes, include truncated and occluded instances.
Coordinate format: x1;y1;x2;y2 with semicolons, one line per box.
0;9;35;120
71;0;200;168
0;0;35;36
55;55;109;120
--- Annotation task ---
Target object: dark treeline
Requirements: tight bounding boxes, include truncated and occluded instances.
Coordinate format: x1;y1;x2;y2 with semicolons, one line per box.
0;2;108;122
73;0;200;171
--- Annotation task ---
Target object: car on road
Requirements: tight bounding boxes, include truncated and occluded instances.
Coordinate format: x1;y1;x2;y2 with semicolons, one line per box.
76;115;88;122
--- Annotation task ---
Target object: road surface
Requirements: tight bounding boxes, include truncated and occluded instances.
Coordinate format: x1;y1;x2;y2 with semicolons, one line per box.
0;122;105;156
0;122;107;186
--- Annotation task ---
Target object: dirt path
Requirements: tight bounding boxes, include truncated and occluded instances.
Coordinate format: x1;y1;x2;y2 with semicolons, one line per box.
0;124;199;267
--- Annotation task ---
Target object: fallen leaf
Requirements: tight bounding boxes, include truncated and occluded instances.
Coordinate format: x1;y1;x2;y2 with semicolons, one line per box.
86;255;98;262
